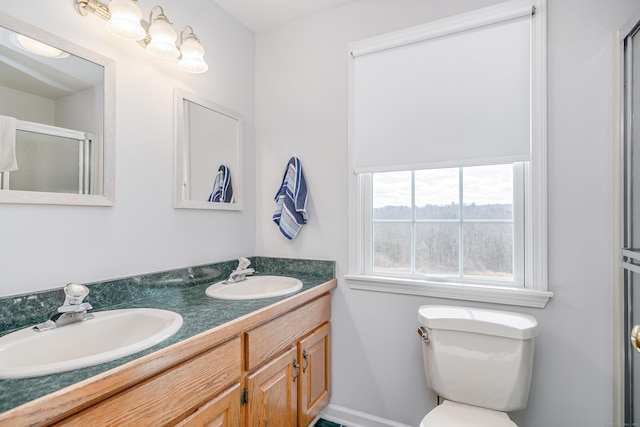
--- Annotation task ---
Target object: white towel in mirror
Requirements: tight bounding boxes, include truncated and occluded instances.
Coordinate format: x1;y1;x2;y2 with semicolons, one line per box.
0;116;18;172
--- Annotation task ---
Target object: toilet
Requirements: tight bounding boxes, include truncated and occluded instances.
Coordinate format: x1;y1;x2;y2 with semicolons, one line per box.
417;305;538;427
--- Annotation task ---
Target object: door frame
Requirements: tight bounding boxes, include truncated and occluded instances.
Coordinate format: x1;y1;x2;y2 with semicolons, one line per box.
615;12;640;426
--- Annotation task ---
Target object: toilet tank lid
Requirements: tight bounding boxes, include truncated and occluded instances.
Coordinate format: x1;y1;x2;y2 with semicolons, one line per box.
418;305;538;339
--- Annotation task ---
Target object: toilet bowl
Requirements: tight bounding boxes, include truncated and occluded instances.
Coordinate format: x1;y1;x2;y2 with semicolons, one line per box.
417;305;537;427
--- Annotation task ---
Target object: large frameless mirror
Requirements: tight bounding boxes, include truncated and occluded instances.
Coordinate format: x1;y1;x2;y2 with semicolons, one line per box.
0;12;115;206
174;88;242;210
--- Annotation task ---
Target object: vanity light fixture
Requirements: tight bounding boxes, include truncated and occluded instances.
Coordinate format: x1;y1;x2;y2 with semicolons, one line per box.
75;0;208;73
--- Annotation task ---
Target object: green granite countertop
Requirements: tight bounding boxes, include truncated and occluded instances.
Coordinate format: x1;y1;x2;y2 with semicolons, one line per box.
0;257;335;414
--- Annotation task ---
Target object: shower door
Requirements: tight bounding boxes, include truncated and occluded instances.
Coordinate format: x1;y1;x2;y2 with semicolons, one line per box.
622;18;640;426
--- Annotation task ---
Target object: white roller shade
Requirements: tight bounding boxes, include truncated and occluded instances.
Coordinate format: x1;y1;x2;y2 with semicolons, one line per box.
351;7;533;173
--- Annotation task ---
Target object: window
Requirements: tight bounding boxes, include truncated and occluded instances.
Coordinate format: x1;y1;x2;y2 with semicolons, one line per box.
346;0;551;308
368;163;523;285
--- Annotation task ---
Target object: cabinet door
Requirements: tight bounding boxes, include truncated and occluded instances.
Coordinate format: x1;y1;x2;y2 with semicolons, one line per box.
176;384;241;427
298;322;331;426
247;346;298;427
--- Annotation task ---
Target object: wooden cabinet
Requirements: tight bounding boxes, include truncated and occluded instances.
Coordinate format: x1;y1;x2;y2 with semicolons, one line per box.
245;294;331;426
54;337;242;427
56;295;331;427
245;325;331;427
0;280;335;427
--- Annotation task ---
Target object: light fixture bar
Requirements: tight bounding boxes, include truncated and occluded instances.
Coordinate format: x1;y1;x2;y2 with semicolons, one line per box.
75;0;111;21
74;0;207;73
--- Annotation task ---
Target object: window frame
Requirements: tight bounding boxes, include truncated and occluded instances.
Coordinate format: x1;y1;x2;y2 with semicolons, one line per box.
364;164;524;287
346;0;551;308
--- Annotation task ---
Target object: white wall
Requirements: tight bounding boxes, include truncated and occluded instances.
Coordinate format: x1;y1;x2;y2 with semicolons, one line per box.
0;0;256;297
55;87;98;133
254;0;640;425
0;85;55;123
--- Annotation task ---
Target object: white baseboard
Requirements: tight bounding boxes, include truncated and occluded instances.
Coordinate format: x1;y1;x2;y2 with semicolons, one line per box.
319;404;415;427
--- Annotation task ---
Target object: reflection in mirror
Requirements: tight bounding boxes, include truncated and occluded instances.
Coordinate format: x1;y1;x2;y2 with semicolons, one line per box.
0;12;114;206
174;88;242;210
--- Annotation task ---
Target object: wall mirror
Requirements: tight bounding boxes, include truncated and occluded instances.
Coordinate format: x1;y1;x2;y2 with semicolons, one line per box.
0;12;115;206
174;88;243;210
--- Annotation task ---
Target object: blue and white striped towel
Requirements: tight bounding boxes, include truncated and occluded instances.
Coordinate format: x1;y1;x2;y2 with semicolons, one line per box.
273;157;308;240
208;164;233;203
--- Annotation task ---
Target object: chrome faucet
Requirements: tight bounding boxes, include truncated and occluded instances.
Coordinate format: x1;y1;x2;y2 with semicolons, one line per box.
33;283;95;332
225;257;255;284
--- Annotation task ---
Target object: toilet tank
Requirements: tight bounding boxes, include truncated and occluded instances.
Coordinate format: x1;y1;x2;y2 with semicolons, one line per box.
418;305;537;412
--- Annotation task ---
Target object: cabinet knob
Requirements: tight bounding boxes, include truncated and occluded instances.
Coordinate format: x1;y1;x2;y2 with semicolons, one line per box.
302;350;309;373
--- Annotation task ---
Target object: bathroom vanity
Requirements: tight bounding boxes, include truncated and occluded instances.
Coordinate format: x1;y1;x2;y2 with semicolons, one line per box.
0;258;335;427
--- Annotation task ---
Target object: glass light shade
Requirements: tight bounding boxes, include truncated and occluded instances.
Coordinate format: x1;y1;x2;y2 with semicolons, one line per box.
13;34;69;58
147;18;179;59
178;37;208;73
106;0;146;41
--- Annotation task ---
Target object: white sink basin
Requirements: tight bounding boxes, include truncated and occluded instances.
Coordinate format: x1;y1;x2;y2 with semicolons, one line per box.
205;275;303;300
0;308;183;379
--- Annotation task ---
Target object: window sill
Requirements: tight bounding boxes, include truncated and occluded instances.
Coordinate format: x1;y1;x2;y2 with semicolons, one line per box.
344;274;552;308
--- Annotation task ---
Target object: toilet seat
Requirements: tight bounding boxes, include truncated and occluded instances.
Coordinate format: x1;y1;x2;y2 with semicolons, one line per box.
420;400;517;427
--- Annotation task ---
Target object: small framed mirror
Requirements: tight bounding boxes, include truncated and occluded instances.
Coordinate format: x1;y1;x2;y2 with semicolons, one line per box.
0;12;115;206
174;88;243;210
